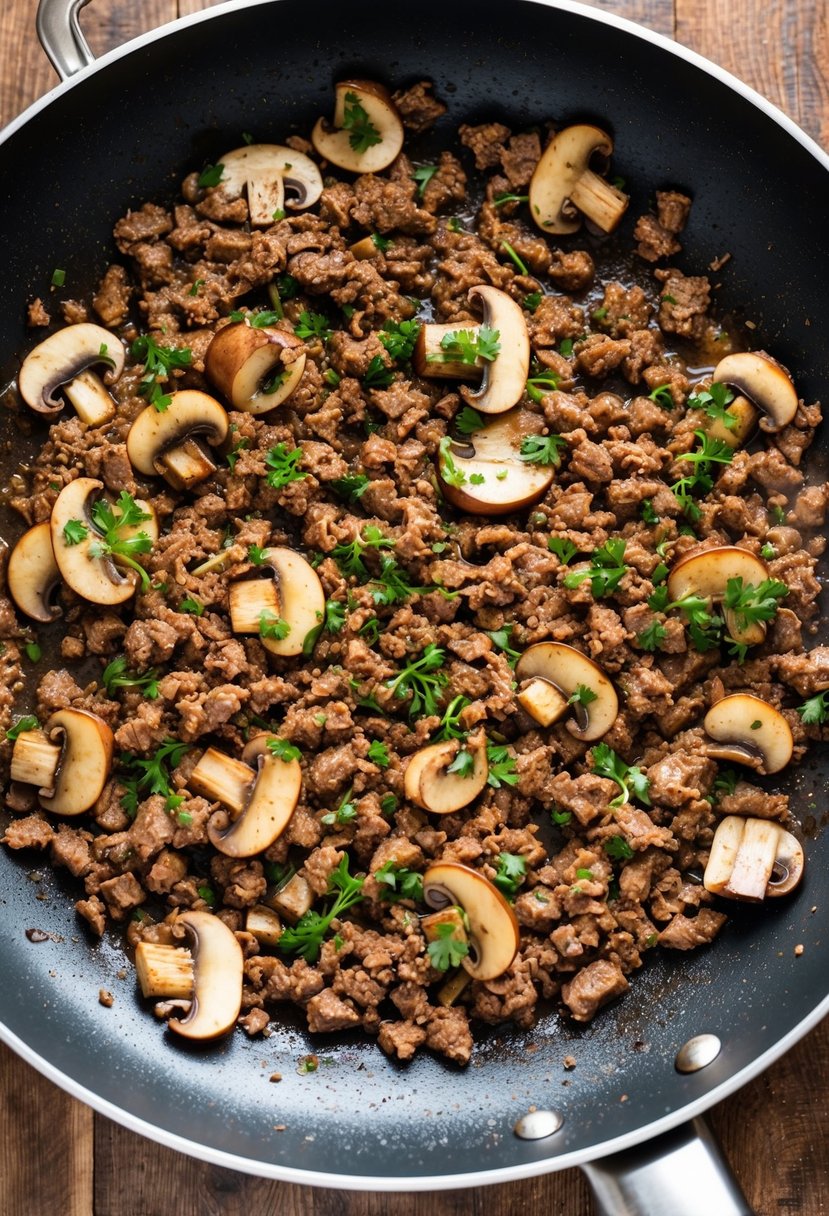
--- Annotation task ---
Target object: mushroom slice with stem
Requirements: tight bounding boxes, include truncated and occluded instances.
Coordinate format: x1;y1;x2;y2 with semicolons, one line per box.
403;730;488;815
413;322;483;381
697;393;759;449
529;124;629;236
216;144;323;225
666;545;773;648
422;862;519;982
126;390;229;489
437;409;555;516
245;904;283;948
7;522;61;623
515;642;618;741
188;733;302;858
712;351;798;433
204;322;306;415
10;708;113;815
228;546;325;657
311;80;404;174
704;815;804;901
703;694;793;774
50;477;158;606
18;322;124;425
135;911;244;1041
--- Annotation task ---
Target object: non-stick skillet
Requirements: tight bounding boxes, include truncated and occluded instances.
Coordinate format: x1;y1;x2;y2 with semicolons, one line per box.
1;1;828;1212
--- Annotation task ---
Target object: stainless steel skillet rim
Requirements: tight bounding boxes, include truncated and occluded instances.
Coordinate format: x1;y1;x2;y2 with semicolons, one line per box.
0;0;828;1191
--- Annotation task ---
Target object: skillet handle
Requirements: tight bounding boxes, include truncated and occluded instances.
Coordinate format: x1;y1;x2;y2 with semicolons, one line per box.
36;0;95;80
581;1117;754;1216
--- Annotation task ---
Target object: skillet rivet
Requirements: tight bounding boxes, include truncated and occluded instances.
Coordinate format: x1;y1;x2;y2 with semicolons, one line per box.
675;1033;722;1073
514;1109;563;1140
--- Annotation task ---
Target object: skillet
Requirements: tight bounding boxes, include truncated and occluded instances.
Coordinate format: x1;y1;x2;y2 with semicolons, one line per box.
0;1;828;1210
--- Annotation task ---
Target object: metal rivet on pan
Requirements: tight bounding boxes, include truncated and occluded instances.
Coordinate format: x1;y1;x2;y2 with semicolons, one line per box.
514;1109;564;1140
675;1033;722;1074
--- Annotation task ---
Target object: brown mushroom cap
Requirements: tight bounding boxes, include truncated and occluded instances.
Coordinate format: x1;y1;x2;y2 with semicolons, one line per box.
403;731;488;815
529;124;628;236
204;322;306;414
437;409;554;516
217;144;323;224
703;693;793;774
18;323;124;417
712;351;798;433
422;861;519;981
515;642;618;741
311;79;404;174
38;708;114;816
168;911;244;1041
126;390;229;488
7;522;61;623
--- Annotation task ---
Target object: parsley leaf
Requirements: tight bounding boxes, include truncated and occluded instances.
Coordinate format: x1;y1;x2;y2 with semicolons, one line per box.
525;369;560;404
119;738;189;816
88;492;153;591
687;381;737;429
648;384;674;409
637;620;668;652
278;855;365;962
548;536;578;565
259;611;291;640
438;436;467;487
454;405;485;435
101;656;159;699
380;319;421;362
433;694;472;741
723;577;788;631
294;311;332;343
5;715;40;742
486;743;518;789
563;538;629;598
367;740;390;768
412;164;439;196
604;835;634;862
321;789;357;826
332;526;394;579
447;747;475;777
568;684;598;709
519;433;566;466
427;326;500;366
427;920;470;971
330;472;371;502
590;743;651;807
485;624;522;667
342;91;382;153
267;737;302;763
62;519;89;546
493;853;527;898
198;163;224;188
265;443;306;489
492;192;529;207
798;691;829;725
374;861;423;903
131;335;192;411
385;643;448;718
362;355;394;390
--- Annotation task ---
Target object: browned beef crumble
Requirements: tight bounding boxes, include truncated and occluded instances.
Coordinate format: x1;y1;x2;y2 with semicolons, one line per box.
2;86;825;1069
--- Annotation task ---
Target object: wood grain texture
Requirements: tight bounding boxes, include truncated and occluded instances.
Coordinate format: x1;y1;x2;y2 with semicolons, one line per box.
1;0;828;1213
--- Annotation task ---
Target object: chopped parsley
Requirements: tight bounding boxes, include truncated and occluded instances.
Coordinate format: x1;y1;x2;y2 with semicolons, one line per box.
519;433;566;466
119;738;189;817
454;405;485;435
648;384;674;409
278;855;365;962
798;691;829;725
500;241;529;276
485;624;522;667
687;381;737;429
604;835;634;862
385;644;449;718
374;861;423;903
330;471;371;502
320;789;357;826
342;91;381;153
723;577;788;632
267;737;302;763
485;743;519;788
637;620;668;652
294;311;332;343
493;853;527;898
590;743;651;807
563;538;629;598
367;740;390;768
87;492;154;591
332;525;394;578
62;519;89;546
525;369;561;404
548;536;578;565
362;355;395;390
427;920;469;971
568;684;598;709
5;715;40;742
259;611;291;640
179;596;204;616
412;164;439;196
427;326;501;365
130;334;192;412
101;656;159;699
198;162;224;188
264;443;306;489
492;192;529;207
380;318;421;362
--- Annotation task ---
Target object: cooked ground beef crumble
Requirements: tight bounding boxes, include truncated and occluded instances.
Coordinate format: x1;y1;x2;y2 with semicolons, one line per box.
1;81;827;1066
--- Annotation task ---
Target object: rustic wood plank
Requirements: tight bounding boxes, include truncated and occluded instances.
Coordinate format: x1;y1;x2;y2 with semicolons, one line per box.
0;1043;93;1216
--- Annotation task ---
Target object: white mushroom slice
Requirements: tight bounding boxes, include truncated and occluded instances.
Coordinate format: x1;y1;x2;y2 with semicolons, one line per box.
437;409;554;516
703;694;793;774
529;124;629;235
311;80;404;174
204;322;306;415
704;816;804;901
267;872;313;924
712;351;798;433
698;394;759;449
414;323;485;381
126;390;229;489
189;734;301;858
135;941;195;1000
245;904;283;948
216;144;322;224
50;477;157;606
423;862;519;982
515;642;618;741
457;286;531;416
228;546;325;658
666;545;773;647
7;522;61;623
18;323;124;421
167;911;244;1041
421;906;469;955
10;708;113;816
403;731;488;815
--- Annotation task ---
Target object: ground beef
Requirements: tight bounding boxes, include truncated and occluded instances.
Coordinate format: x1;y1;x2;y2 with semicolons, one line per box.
561;960;629;1021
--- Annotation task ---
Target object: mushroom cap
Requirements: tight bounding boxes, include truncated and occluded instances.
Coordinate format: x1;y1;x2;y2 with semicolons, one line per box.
515;642;618;741
126;390;229;478
38;708;114;816
259;547;326;658
18;322;124;416
703;693;793;774
7;522;61;623
458;286;531;416
437;409;554;516
50;477;147;606
403;731;488;815
422;861;520;981
666;545;769;605
704;815;804;901
528;124;613;235
311;79;404;174
204;322;306;414
217;143;322;223
712;351;798;433
168;911;244;1041
205;735;302;858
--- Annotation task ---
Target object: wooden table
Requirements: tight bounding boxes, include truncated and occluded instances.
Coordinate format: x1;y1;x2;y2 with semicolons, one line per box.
1;1;828;1212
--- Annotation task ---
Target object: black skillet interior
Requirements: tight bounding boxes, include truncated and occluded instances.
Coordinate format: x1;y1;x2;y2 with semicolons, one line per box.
1;0;828;1182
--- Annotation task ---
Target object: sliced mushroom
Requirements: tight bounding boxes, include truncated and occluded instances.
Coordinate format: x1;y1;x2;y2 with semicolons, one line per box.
666;545;774;647
266;872;313;924
205;322;306;415
216;144;322;224
403;731;488;814
18;322;124;424
422;862;519;982
162;911;244;1041
311;80;404;174
126;390;229;489
515;642;618;741
413;322;483;380
697;393;759;449
228;546;325;657
704;815;804;901
529;124;629;236
712;351;798;433
135;940;196;1000
50;477;158;606
245;904;283;947
188;734;301;858
421;905;469;956
703;694;793;774
349;236;383;260
437;409;555;516
10;708;113;815
7;522;61;622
